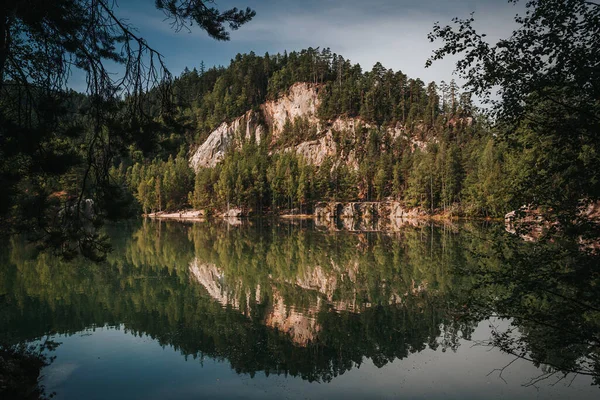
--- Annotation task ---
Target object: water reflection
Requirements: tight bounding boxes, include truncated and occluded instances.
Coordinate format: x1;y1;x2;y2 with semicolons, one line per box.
0;219;598;395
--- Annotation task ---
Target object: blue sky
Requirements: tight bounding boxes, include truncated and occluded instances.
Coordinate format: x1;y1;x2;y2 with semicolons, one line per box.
72;0;519;90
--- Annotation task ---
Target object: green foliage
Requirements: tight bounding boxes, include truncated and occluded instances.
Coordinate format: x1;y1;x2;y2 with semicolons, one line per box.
167;47;473;146
461;138;513;217
278;116;319;147
426;2;600;383
4;220;599;385
119;148;194;213
0;0;255;258
428;0;600;225
0;221;480;383
0;339;57;400
404;149;435;209
186;145;365;213
119;46;515;217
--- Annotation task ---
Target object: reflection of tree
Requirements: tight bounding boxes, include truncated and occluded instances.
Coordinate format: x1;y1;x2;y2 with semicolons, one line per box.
0;220;480;383
9;220;599;386
0;339;57;400
462;229;600;386
187;220;473;310
0;255;58;400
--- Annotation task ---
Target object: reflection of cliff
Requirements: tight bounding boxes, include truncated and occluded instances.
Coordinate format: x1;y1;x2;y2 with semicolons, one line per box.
188;255;430;346
4;219;598;385
293;264;340;301
264;290;321;346
189;260;245;311
2;220;479;383
189;259;321;346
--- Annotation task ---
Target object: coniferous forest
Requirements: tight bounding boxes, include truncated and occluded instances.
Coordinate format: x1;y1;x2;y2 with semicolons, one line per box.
0;0;595;257
111;48;512;218
1;1;600;399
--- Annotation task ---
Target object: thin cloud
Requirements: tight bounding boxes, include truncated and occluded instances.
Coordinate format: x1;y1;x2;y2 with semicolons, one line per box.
109;0;519;97
229;2;517;88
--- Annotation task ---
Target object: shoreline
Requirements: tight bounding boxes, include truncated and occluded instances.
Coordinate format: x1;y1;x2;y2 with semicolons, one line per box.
145;211;206;221
145;210;503;223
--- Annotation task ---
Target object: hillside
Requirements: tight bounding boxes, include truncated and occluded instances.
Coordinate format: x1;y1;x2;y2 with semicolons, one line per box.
115;48;515;219
189;82;437;172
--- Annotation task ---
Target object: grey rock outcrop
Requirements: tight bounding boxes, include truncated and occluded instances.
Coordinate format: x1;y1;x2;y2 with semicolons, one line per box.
190;111;264;171
314;202;334;220
292;130;338;166
262;82;321;138
223;208;244;218
314;201;425;220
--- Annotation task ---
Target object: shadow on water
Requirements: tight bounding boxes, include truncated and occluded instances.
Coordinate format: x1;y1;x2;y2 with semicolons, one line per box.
0;218;598;397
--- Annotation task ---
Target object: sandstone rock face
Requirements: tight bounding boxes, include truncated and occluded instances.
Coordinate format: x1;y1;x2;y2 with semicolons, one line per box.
314;202;334;220
390;202;425;218
505;206;554;242
313;201;427;231
361;203;376;220
189;111;264;171
262;82;321;138
340;203;359;219
583;201;600;221
293;130;338;166
189;260;243;310
189;82;437;173
505;201;600;243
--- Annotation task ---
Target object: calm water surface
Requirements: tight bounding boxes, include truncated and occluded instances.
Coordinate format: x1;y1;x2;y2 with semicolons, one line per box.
1;219;598;399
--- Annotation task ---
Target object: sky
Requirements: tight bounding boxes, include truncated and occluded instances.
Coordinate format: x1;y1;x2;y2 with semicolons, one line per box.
73;0;521;91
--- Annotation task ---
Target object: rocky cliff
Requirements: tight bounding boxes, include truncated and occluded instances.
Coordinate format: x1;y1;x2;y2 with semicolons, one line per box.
190;111;265;170
505;201;600;245
262;82;321;138
189;82;428;172
312;201;429;231
190;82;320;171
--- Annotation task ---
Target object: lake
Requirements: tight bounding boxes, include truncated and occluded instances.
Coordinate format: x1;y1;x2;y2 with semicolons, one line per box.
1;219;598;399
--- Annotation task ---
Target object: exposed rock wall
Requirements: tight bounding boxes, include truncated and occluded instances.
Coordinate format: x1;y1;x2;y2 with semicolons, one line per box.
312;201;430;231
189;82;435;172
189;260;243;310
505;201;600;243
264;290;320;346
292;130;338;166
262;82;321;138
314;201;426;221
190;111;264;171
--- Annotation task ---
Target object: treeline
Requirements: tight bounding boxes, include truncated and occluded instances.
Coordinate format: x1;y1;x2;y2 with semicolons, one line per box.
317;60;470;128
114;126;512;217
165;48;470;142
116;48;520;217
182;129;513;217
189;144;358;214
111;148;194;214
117;116;513;218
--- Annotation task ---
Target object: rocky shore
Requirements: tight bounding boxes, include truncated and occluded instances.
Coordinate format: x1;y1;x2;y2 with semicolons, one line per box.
147;210;206;220
148;201;440;224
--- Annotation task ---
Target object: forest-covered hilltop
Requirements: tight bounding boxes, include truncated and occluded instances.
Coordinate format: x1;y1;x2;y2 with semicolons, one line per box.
114;48;515;218
1;0;597;258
